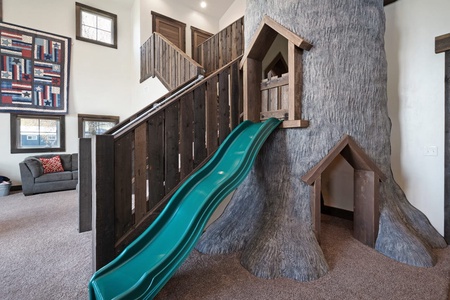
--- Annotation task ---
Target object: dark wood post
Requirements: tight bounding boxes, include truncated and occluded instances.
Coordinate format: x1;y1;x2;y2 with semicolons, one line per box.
91;134;115;272
243;58;262;123
445;51;450;244
288;41;302;121
78;138;92;232
435;33;450;244
230;61;241;130
353;170;379;247
310;177;321;242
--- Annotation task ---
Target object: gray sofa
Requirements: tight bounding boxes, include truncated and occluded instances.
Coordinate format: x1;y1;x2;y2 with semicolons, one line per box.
19;153;78;196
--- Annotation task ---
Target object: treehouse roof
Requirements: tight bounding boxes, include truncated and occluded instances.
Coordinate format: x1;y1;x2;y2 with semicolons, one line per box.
240;15;312;69
302;135;387;185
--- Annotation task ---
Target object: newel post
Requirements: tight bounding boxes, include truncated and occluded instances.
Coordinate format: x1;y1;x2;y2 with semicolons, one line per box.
78;138;92;232
91;134;115;272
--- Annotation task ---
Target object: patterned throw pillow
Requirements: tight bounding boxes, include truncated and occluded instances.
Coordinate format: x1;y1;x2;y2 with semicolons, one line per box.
39;156;65;174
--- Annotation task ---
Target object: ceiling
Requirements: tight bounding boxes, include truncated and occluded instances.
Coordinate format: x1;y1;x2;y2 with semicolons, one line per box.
181;0;236;18
111;0;236;19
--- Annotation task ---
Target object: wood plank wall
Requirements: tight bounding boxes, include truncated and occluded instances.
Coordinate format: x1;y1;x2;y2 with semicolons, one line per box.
140;32;203;90
260;73;289;120
196;17;244;75
91;58;243;267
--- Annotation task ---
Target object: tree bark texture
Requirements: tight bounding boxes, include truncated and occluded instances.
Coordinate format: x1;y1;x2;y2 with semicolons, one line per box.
196;0;447;281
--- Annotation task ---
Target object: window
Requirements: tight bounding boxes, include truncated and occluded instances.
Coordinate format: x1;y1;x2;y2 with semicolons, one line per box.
11;114;65;153
78;114;119;138
76;2;117;48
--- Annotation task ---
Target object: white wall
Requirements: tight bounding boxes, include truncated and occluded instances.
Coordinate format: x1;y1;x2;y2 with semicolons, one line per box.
261;35;288;77
129;0;168;111
1;0;134;184
130;0;222;111
139;0;219;54
0;0;222;185
385;0;449;235
219;0;245;30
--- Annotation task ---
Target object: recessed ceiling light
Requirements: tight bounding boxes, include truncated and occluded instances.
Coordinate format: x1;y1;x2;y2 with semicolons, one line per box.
200;1;207;8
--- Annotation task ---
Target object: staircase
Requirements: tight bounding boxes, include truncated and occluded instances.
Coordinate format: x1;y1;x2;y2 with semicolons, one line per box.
79;17;245;270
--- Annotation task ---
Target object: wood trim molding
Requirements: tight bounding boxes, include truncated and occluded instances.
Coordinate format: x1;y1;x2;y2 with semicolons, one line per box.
191;26;213;62
302;134;386;185
445;51;450;244
436;34;450;243
240;15;312;68
384;0;397;6
435;33;450;54
151;11;186;52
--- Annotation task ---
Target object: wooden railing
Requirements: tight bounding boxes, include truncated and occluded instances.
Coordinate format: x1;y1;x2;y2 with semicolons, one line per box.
140;32;204;90
196;17;244;75
77;77;203;234
260;73;289;121
88;57;243;270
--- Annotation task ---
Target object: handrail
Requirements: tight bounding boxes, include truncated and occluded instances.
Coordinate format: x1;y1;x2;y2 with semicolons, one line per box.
110;55;242;139
111;74;204;138
105;76;200;135
90;56;244;270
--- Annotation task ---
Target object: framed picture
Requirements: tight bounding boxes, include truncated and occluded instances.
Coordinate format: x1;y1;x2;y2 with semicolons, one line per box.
0;22;71;114
78;114;119;138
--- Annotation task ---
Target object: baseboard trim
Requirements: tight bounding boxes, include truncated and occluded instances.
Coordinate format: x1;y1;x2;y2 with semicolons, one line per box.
11;185;22;192
322;205;353;221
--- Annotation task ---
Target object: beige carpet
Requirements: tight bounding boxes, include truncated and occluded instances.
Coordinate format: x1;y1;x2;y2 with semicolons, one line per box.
157;215;450;300
0;190;448;299
0;190;91;300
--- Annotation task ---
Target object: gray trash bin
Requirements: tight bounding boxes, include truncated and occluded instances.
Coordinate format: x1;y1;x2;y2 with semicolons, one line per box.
0;183;11;196
0;176;11;196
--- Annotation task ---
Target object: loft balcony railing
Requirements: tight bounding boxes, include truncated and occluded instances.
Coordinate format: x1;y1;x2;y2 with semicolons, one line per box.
140;32;204;90
195;17;244;75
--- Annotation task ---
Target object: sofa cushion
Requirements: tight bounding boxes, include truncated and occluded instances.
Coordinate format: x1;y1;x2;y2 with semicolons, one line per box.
24;158;44;178
40;156;64;174
73;171;78;181
35;171;73;183
71;154;78;171
58;154;72;171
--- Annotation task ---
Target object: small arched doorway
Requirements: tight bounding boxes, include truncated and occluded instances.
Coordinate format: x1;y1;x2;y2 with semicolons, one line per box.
302;135;387;247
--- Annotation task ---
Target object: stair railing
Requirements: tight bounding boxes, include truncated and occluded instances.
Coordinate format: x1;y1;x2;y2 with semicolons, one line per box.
140;32;204;90
88;56;243;271
195;17;244;75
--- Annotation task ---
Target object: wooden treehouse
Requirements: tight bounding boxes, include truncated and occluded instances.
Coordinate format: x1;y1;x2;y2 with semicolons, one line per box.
302;135;387;248
240;16;312;128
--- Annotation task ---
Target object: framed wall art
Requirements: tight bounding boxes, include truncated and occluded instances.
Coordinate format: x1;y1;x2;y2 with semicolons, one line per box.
0;22;71;114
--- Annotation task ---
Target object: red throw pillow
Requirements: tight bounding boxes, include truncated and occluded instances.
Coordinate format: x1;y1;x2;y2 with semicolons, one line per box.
39;156;64;174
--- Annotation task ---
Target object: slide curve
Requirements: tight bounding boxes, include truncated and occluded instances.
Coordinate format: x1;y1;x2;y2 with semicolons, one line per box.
88;118;281;300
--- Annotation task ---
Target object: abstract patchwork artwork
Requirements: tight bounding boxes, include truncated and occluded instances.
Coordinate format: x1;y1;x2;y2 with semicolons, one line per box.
0;22;70;114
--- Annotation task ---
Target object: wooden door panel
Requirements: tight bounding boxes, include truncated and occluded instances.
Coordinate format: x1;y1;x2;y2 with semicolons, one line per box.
152;11;186;52
191;26;213;62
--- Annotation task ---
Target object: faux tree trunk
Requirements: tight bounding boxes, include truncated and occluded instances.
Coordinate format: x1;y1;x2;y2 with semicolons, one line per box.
196;0;447;281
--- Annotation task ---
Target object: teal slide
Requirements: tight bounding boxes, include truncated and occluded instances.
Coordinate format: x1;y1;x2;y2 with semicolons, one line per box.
88;118;281;300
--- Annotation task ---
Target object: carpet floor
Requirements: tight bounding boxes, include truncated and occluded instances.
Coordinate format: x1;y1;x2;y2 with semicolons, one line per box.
0;190;448;299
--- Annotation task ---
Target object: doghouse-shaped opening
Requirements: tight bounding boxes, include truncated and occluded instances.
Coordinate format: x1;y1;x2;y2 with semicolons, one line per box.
240;16;312;128
302;135;387;248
